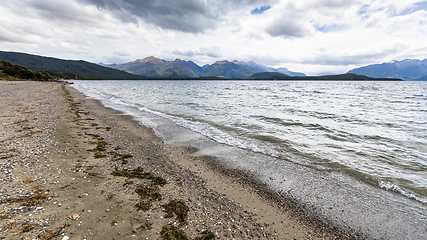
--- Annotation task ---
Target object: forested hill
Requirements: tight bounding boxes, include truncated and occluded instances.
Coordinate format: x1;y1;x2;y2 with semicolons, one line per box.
0;51;145;80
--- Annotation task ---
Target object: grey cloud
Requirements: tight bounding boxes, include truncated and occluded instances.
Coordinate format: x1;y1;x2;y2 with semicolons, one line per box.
77;0;272;33
21;0;108;30
29;1;82;21
306;48;402;66
0;25;25;43
172;50;199;57
0;34;20;43
113;51;131;57
264;3;313;38
172;47;221;58
265;0;360;38
310;55;371;66
266;20;309;38
104;55;131;64
311;0;357;9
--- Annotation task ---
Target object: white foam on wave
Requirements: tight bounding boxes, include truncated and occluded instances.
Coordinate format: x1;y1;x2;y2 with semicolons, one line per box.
71;81;427;239
71;80;427;206
378;180;427;204
72;81;279;159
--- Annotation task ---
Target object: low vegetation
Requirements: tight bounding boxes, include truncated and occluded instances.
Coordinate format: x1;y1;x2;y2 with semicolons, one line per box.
0;61;53;81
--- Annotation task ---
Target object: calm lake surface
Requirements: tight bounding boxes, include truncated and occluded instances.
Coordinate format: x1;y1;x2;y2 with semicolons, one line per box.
73;80;427;238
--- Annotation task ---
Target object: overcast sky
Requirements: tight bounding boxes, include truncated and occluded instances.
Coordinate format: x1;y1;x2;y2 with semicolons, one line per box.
1;0;426;75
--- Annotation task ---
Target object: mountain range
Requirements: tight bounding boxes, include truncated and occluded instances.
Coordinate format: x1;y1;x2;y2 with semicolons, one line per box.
1;50;425;80
109;56;427;80
106;56;306;79
106;57;203;78
348;59;427;80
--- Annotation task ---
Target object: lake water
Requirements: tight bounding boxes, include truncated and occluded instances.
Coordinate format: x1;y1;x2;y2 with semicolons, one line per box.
72;80;427;238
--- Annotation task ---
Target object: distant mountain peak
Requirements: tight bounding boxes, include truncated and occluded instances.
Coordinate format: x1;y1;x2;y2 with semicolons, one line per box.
132;56;166;64
231;60;255;66
235;60;261;67
214;60;232;65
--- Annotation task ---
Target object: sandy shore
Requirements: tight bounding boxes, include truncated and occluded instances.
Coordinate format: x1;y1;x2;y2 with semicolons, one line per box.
0;81;348;239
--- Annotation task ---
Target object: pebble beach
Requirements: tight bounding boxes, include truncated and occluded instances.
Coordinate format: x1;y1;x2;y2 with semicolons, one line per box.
0;81;350;239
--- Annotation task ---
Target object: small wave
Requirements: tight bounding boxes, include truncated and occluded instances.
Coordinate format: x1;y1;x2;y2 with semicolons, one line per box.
256;116;334;132
72;80;427;206
378;180;427;204
250;134;284;144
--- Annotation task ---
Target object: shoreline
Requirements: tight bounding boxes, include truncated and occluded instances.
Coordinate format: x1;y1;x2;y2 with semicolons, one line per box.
64;83;343;238
2;80;426;239
73;80;426;239
1;81;343;239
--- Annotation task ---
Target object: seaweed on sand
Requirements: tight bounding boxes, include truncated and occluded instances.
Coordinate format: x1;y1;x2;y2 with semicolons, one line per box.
134;185;162;211
2;185;49;206
111;167;167;186
160;225;189;240
162;199;189;225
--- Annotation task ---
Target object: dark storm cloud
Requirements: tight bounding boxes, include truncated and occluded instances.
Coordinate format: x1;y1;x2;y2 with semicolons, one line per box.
77;0;269;33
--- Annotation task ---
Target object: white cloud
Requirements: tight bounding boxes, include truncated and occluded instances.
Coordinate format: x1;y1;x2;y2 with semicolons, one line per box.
0;0;426;75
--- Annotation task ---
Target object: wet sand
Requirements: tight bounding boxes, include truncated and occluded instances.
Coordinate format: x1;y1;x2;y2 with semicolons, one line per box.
0;81;355;239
